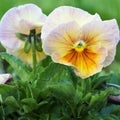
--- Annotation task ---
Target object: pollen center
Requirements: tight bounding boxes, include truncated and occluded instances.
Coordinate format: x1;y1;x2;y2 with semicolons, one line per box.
74;40;86;52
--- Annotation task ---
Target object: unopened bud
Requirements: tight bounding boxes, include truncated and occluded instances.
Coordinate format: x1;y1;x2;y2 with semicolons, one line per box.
16;33;28;41
24;40;31;53
36;41;42;52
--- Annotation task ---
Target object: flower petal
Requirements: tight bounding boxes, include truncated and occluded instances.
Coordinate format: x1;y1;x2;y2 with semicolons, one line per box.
7;48;46;65
81;19;119;66
0;74;12;84
102;19;120;66
103;19;120;44
42;21;82;62
41;6;101;41
73;48;107;78
0;4;46;50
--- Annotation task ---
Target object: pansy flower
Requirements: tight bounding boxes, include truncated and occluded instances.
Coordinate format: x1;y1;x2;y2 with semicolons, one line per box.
0;4;47;65
41;6;119;78
0;73;12;84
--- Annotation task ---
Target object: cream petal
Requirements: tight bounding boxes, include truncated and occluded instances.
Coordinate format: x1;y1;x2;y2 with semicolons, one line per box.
15;4;46;30
42;21;82;62
102;19;119;67
0;74;12;84
81;19;119;67
0;4;46;50
103;47;116;67
41;6;101;41
81;19;119;51
103;19;120;44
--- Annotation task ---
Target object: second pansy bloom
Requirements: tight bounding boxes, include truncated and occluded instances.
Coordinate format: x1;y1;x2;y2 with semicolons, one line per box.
0;4;47;65
41;6;120;78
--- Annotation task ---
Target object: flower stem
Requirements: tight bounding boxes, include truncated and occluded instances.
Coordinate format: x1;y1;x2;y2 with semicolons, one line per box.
28;83;34;98
0;95;5;120
107;83;120;89
30;29;37;79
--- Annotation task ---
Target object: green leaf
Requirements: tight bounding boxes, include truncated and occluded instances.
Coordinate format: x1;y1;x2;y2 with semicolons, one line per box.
67;67;79;89
40;82;75;104
0;52;32;81
38;62;62;80
0;84;17;100
100;105;115;116
89;88;112;109
38;101;48;107
108;73;120;85
37;56;52;68
83;92;92;102
36;62;71;89
21;98;38;113
5;96;19;109
3;96;20;116
92;75;111;89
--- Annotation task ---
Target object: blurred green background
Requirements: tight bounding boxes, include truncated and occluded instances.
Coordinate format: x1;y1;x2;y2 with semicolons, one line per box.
0;0;120;73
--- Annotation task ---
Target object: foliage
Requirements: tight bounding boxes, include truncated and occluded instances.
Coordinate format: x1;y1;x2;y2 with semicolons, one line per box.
0;52;120;120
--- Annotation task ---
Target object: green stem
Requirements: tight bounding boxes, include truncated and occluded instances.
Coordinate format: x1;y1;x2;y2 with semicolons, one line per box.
28;84;34;98
0;95;5;120
107;83;120;89
14;80;20;101
30;30;37;79
47;113;51;120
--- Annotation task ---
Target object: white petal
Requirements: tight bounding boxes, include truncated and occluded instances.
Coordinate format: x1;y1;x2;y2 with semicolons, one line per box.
41;6;101;41
0;74;12;84
0;4;46;50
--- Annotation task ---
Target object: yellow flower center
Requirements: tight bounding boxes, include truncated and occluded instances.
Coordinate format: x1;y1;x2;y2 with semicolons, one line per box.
74;40;86;52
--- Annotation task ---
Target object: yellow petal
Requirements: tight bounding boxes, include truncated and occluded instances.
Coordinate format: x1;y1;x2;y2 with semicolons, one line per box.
7;48;46;65
60;48;107;78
